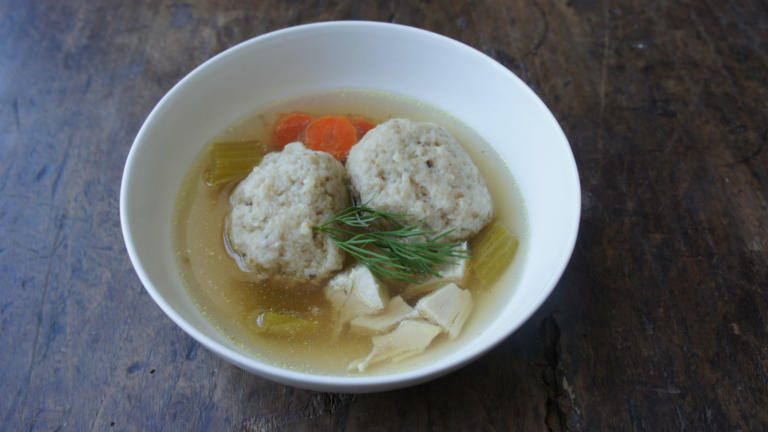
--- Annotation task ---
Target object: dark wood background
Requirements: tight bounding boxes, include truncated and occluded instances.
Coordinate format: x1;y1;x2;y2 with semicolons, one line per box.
1;0;766;430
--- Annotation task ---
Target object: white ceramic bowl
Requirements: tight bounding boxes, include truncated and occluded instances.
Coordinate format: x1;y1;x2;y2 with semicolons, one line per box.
120;21;580;392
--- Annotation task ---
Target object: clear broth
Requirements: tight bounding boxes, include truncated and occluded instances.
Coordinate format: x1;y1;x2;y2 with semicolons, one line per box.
173;89;528;375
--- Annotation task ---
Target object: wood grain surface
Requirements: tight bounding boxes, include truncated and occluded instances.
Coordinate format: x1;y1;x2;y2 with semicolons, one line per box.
1;0;766;430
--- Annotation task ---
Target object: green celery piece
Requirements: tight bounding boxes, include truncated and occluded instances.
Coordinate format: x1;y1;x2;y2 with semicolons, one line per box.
248;311;319;337
469;223;519;286
204;140;267;186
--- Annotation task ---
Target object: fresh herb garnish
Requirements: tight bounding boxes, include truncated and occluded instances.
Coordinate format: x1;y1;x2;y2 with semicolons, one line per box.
314;205;470;283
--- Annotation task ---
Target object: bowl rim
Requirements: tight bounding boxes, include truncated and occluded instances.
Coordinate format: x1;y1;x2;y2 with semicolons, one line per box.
120;20;581;392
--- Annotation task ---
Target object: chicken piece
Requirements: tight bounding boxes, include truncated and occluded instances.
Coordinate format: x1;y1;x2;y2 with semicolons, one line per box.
402;242;469;300
349;296;419;335
414;283;473;340
348;320;442;372
325;265;388;329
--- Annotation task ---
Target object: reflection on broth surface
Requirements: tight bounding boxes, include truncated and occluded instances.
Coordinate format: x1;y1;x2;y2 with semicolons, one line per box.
173;89;528;375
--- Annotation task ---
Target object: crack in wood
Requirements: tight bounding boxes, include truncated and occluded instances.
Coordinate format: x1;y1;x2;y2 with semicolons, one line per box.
238;393;355;432
540;315;585;431
540;316;567;432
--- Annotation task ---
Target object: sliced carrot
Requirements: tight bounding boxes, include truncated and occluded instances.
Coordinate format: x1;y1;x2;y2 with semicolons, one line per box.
274;112;314;149
348;115;376;140
304;115;358;161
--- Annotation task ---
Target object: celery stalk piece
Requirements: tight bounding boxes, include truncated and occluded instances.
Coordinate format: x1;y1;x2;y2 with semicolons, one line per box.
204;140;268;186
469;223;519;286
248;311;319;337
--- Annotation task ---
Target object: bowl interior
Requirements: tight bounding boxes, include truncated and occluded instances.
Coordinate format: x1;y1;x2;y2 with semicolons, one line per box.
121;21;580;392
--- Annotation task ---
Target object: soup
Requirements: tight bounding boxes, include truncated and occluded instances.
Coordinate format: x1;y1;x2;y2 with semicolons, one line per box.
173;89;528;375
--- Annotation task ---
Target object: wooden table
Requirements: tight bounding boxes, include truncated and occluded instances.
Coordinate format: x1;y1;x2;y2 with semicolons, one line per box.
2;0;766;430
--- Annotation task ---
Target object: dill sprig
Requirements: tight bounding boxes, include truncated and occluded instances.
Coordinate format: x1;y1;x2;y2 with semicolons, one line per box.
314;205;470;283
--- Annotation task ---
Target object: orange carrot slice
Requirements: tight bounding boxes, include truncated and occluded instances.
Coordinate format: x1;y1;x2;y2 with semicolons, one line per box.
304;115;358;161
274;112;314;149
348;115;376;140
